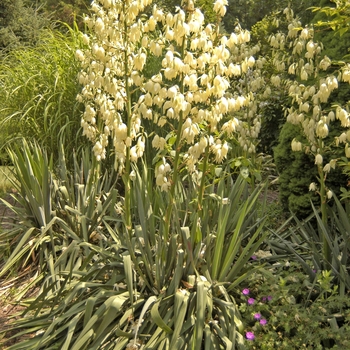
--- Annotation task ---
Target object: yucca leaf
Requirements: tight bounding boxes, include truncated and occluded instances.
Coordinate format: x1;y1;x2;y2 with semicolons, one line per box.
150;300;173;334
167;249;184;296
224;221;268;282
71;329;94;350
71;293;128;349
0;227;37;277
123;254;134;306
144;303;176;348
90;296;128;348
211;322;233;350
193;280;207;350
211;202;232;280
84;297;98;328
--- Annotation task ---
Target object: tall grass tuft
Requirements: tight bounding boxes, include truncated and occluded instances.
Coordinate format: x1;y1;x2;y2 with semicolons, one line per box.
0;23;87;166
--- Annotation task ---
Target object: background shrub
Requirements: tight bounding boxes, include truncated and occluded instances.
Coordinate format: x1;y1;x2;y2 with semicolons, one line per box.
0;0;49;52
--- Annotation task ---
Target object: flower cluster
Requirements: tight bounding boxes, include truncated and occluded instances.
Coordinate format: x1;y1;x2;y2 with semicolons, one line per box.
268;6;350;202
76;0;264;189
241;288;270;342
155;159;171;192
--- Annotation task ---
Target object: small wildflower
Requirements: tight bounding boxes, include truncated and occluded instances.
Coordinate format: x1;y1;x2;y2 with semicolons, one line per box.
247;298;255;305
242;288;250;295
245;331;255;340
267;296;272;301
260;319;267;325
254;313;261;320
251;255;257;260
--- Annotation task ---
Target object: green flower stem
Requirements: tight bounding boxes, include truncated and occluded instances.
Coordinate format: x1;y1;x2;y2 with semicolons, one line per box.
244;74;256;189
119;4;155;294
123;2;132;237
190;142;210;244
198;143;210;212
318;163;331;268
163;34;187;242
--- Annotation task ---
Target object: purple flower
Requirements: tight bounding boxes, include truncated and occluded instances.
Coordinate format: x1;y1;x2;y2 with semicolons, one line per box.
254;313;261;320
247;298;255;305
245;331;255;340
262;295;272;302
251;255;257;260
260;319;267;325
242;288;250;295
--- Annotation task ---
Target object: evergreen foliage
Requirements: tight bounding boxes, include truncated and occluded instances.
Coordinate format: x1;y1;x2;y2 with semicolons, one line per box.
0;0;48;51
274;120;348;217
37;0;91;28
274;122;319;217
312;2;350;60
223;0;317;31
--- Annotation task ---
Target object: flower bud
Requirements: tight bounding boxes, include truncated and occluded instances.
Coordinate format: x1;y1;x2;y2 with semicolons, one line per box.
309;182;317;191
315;154;323;165
291;139;302;151
346;143;350;158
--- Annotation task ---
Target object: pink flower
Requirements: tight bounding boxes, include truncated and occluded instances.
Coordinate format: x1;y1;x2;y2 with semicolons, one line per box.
242;288;250;295
247;298;255;305
260;319;267;325
254;313;261;320
245;331;255;340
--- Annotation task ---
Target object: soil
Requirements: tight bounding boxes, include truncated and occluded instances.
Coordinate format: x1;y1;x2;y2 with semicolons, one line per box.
0;274;36;349
0;191;18;230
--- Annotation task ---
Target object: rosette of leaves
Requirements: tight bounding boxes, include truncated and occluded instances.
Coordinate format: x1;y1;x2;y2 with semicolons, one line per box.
3;162;268;349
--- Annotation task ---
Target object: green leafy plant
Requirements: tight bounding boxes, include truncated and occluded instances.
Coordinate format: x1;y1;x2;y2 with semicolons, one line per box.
268;194;350;295
0;139;117;288
0;24;87;166
238;262;350;349
2;161;269;349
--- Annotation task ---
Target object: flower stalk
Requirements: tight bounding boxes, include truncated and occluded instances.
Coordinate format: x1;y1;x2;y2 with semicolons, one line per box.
163;23;187;242
317;163;331;268
123;1;132;236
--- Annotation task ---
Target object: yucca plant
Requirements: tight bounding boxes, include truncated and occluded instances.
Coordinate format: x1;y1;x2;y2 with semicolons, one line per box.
268;196;350;295
0;141;270;350
116;163;269;349
0;139;118;290
0;140;55;282
3;160;268;349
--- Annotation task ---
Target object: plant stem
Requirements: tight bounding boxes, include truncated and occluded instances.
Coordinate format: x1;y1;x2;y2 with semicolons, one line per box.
163;35;187;241
318;164;331;268
123;2;132;236
191;142;210;244
198;143;210;212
